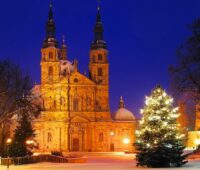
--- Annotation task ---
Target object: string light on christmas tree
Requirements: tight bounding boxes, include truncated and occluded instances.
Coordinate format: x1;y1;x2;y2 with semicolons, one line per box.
135;85;187;168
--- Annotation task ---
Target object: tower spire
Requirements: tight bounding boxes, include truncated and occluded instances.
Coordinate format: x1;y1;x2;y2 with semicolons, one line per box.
119;96;125;109
91;0;107;50
97;0;101;22
60;35;67;60
43;0;58;48
49;0;53;20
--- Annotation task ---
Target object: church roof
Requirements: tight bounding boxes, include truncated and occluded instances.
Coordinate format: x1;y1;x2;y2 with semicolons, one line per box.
114;97;136;121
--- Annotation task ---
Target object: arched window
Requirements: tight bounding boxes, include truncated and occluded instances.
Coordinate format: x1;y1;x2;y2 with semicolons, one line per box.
63;69;67;76
49;52;53;60
98;54;103;60
61;97;65;106
92;56;95;62
53;100;56;109
48;66;53;76
47;132;52;143
73;98;79;111
74;78;79;83
99;132;103;142
98;68;102;76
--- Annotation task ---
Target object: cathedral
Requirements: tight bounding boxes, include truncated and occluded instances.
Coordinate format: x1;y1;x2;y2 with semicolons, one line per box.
33;2;137;152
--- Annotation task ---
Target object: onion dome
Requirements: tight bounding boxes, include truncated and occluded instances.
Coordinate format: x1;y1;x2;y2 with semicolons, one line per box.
114;96;135;121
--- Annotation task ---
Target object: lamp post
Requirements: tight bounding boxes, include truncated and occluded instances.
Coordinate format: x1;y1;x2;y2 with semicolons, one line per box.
123;138;130;145
110;131;114;151
123;138;130;153
26;140;34;153
26;139;36;156
6;138;12;170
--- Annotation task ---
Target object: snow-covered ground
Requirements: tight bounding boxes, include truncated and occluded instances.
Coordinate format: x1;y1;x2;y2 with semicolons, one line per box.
0;152;199;170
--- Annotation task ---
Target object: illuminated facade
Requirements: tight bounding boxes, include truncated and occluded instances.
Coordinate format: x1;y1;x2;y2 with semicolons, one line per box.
195;104;200;131
33;2;137;152
187;104;200;149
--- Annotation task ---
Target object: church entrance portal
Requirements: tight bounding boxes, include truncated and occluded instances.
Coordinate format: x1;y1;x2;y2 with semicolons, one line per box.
110;143;114;151
72;138;79;151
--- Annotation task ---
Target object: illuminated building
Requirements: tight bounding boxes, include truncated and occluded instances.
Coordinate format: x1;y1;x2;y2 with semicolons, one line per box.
187;104;200;149
32;2;137;152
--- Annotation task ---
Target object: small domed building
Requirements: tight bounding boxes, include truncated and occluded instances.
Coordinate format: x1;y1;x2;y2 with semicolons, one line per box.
115;97;136;121
109;97;137;151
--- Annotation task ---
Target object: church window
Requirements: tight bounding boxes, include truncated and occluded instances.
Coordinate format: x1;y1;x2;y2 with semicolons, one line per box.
49;52;53;60
61;97;65;106
63;69;67;76
48;66;53;76
74;78;78;83
98;68;103;76
47;132;52;143
99;133;104;142
73;98;79;111
88;97;91;105
53;100;56;109
92;56;95;62
98;54;103;60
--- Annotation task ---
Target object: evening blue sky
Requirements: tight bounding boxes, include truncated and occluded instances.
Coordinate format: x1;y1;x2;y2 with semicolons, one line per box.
0;0;200;117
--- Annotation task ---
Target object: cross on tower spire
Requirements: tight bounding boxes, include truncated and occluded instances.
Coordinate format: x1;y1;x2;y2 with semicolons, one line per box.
43;0;58;48
91;0;107;50
119;96;125;109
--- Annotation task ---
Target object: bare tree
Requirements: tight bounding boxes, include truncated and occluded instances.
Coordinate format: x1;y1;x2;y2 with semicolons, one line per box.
0;60;40;155
169;18;200;103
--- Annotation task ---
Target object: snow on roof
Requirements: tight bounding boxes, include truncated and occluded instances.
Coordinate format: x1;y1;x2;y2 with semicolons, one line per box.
60;60;74;76
114;108;136;121
31;85;43;107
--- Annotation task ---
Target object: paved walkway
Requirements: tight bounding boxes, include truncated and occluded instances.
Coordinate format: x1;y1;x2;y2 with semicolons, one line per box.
0;152;199;170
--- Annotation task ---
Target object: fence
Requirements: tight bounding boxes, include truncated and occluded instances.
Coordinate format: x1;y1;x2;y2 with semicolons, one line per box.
0;155;69;165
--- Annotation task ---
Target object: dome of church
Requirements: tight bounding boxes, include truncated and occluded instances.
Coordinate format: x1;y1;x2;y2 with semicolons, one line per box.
114;97;136;121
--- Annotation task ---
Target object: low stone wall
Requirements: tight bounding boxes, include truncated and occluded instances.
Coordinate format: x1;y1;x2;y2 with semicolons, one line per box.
0;155;87;165
1;155;68;165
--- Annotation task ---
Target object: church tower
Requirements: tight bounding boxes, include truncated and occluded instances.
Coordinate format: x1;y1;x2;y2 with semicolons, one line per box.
41;2;60;84
89;5;110;115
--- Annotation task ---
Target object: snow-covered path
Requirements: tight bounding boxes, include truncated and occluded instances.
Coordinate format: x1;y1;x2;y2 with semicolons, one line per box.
0;152;199;170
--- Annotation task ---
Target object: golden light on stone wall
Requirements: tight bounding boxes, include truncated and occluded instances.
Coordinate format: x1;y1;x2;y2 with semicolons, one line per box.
110;132;114;136
187;131;200;149
195;139;200;146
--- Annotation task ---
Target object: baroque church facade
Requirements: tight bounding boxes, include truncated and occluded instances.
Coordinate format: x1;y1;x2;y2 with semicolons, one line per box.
33;2;137;152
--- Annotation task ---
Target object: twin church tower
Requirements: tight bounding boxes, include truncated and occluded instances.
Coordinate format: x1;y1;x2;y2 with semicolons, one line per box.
33;1;136;152
40;1;109;113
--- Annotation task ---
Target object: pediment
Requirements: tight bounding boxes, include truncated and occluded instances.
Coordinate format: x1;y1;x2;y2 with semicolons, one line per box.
70;72;95;85
70;115;90;123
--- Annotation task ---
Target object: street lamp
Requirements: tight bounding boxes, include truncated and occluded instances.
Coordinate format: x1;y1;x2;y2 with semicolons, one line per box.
26;140;34;145
26;140;35;155
123;138;130;153
6;138;12;170
123;138;130;145
110;131;115;151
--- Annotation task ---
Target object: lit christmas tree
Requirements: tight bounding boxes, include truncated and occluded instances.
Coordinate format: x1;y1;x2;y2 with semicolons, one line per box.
136;85;188;167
